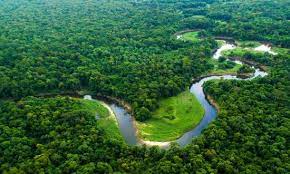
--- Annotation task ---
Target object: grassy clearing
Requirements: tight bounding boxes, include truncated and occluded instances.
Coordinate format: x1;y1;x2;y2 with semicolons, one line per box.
137;90;204;141
181;31;199;42
217;40;226;47
236;40;261;48
223;47;249;57
208;58;242;75
223;47;265;57
80;99;123;141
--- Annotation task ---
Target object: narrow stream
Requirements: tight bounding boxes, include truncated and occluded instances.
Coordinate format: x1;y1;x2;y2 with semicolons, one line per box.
86;39;269;148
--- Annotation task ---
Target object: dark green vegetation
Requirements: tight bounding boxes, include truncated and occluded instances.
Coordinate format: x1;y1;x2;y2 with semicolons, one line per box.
0;0;289;173
237;65;255;74
0;0;217;121
137;90;204;141
203;53;290;174
0;97;126;173
205;0;290;47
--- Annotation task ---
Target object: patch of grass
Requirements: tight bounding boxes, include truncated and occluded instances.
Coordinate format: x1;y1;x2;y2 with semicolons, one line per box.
223;47;266;58
273;47;289;55
217;40;226;47
80;99;123;141
223;47;248;57
181;31;199;42
81;99;109;118
137;90;205;141
208;58;242;75
236;40;261;48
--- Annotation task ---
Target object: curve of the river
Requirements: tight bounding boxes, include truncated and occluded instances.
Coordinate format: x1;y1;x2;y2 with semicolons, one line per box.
86;40;269;148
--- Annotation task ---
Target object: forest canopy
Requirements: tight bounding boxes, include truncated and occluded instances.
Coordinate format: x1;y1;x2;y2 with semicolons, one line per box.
0;0;289;173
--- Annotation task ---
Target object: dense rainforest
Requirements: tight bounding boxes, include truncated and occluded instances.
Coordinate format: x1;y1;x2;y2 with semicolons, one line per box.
0;0;289;173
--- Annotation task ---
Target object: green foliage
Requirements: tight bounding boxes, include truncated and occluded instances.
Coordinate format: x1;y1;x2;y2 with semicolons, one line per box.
0;97;158;173
136;107;152;121
218;61;236;70
0;0;289;173
218;56;226;62
0;0;216;121
237;41;261;48
206;0;290;47
203;53;290;174
208;59;242;75
238;65;255;74
0;97;118;173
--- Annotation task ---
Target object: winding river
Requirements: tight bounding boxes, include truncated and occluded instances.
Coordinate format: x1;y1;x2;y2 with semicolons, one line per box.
86;39;269;148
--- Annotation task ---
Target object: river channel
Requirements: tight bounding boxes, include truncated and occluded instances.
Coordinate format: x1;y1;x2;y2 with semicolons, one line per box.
85;39;269;148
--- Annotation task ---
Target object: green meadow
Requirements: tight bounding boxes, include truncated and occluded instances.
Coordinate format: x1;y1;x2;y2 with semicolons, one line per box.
137;90;204;141
208;58;242;75
181;31;200;42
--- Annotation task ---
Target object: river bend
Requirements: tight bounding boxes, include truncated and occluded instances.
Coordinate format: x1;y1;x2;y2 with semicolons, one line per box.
85;40;269;148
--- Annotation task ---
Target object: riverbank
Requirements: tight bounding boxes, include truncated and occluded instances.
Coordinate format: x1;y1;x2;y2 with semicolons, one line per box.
205;94;220;113
228;57;268;71
78;97;124;141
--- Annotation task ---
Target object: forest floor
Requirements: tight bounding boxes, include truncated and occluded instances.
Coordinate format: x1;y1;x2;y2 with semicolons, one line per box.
136;90;204;141
80;99;123;141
